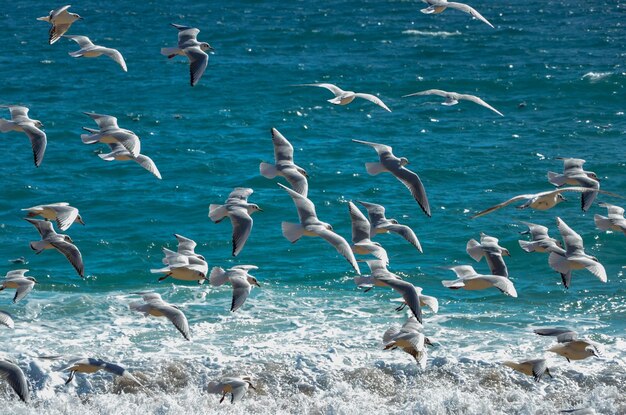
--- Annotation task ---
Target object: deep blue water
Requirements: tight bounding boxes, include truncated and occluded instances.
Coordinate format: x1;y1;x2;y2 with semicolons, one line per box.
0;1;624;413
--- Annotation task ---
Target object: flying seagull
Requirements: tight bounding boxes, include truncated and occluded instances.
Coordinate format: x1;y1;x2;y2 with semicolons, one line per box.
25;218;84;278
594;202;626;235
502;359;552;382
81;112;141;157
22;202;84;232
403;89;503;116
0;106;47;167
161;23;214;86
63;358;142;386
209;265;261;312
1;270;37;303
0;359;29;403
534;327;602;362
129;292;191;341
207;376;256;404
64;35;127;72
37;5;82;44
466;232;510;278
259;128;309;197
97;142;162;179
296;83;391;112
548;158;602;211
358;200;423;253
420;0;494;28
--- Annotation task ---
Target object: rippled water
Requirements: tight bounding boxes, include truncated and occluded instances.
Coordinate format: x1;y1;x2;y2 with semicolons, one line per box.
0;0;624;413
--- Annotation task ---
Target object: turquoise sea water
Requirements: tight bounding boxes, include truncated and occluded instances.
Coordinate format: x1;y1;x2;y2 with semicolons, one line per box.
0;1;624;413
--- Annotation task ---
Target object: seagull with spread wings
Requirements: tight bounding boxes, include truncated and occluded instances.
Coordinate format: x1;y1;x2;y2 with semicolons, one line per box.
0;106;47;167
296;83;391;112
420;0;494;28
25;218;84;278
259;128;309;197
162;24;214;86
403;89;503;116
64;35;127;72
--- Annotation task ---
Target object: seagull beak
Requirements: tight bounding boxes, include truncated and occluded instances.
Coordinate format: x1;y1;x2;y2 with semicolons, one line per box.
249;383;257;390
254;281;261;288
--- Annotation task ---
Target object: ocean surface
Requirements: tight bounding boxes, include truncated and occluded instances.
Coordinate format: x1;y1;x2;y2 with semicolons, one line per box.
0;0;624;413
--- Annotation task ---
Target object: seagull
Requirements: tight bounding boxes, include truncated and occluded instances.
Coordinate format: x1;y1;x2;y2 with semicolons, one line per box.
129;292;191;341
502;359;552;382
259;128;309;197
358;201;423;253
22;203;84;232
37;5;82;44
0;310;14;328
0;106;47;167
548;217;607;289
209;188;262;257
161;23;214;86
441;265;517;297
151;250;208;284
1;270;37;303
295;83;391;112
518;221;562;253
403;89;503;116
209;265;261;312
347;202;389;264
391;289;439;314
64;35;127;72
207;376;256;404
534;327;602;362
81;112;141;157
352;139;431;217
548;158;601;211
63;358;142;386
420;0;494;28
471;187;621;218
594;202;626;235
167;234;205;261
0;359;29;403
97;143;161;179
383;317;432;368
466;232;510;278
277;183;360;274
25;218;84;278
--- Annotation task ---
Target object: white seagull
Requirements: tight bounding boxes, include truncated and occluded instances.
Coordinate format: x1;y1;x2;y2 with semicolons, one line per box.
37;5;82;44
63;358;142;386
259;128;309;197
403;89;503;116
383;317;432;368
278;183;360;274
151;250;208;284
352;139;431;217
0;310;14;328
466;232;510;278
518;221;562;253
534;327;602;362
420;0;494;28
502;359;552;382
207;376;256;404
25;218;84;278
129;292;191;341
22;202;84;232
97;142;161;179
209;265;261;312
0;359;29;403
64;35;127;72
209;188;262;257
548;158;602;211
1;270;37;303
594;202;626;235
296;83;391;112
358;201;423;253
347;202;389;265
441;265;517;297
0;105;47;167
162;23;214;86
81;112;141;157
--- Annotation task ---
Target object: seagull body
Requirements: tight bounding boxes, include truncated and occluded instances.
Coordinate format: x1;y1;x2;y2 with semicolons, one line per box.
348;202;389;264
162;23;213;86
37;5;82;44
259;128;308;197
151;249;208;283
383;317;431;368
0;359;29;403
548;158;601;211
442;265;517;297
594;202;626;235
64;35;127;72
358;201;423;253
0;310;14;328
548;217;607;289
277;183;360;274
209;265;261;312
534;327;601;362
352;139;431;217
518;221;562;253
466;233;510;278
207;376;255;404
25;218;84;278
296;83;391;112
129;293;191;340
81;112;141;157
1;270;37;303
63;358;142;386
22;202;84;231
209;188;261;257
403;89;503;116
0;106;47;167
420;0;494;28
98;142;161;179
502;359;552;382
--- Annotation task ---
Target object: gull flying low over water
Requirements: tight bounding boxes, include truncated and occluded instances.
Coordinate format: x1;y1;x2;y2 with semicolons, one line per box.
502;359;552;382
466;232;510;278
64;35;127;72
0;359;29;403
518;221;562;253
37;5;82;44
207;376;256;404
358;201;423;253
162;23;214;87
348;202;389;265
81;112;141;157
259;128;309;197
420;0;494;28
534;328;602;362
383;317;432;368
548;158;602;211
129;292;191;341
0;310;14;328
296;83;391;112
63;358;142;386
278;183;360;274
97;142;162;179
594;202;626;235
209;265;261;312
209;188;262;257
151;250;208;284
22;202;84;232
0;106;47;167
403;89;503;116
352;139;431;217
441;265;517;297
548;217;607;289
25;218;84;278
1;270;37;303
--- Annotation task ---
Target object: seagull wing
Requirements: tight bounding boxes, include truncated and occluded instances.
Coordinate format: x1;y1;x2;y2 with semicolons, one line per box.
534;327;578;343
378;277;422;323
271;128;294;163
176;26;200;47
50;241;84;277
385;224;423;253
458;94;503;116
348;202;371;243
471;194;534;218
21;123;47;167
555;217;584;256
174;234;197;253
100;47;127;72
50;23;72;44
281;167;308;197
154;303;191;340
446;2;494;28
52;206;79;231
358;201;386;227
402;89;449;98
278;183;318;224
353;93;391;112
449;265;478;278
25;218;56;238
134;154;162;179
229;274;252;312
484;253;508;278
227;187;254;202
0;360;29;403
228;207;253;257
298;83;344;96
64;35;95;48
391;166;431;217
351;138;393;157
185;46;208;87
0;311;14;329
83;112;119;130
312;226;361;274
12;280;35;303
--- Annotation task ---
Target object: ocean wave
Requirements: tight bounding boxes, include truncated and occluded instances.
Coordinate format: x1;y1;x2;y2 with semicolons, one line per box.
581;71;615;82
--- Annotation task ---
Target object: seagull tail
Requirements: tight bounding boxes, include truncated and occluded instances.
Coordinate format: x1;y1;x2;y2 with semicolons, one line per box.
149;266;170;274
593;214;611;231
36;16;51;22
441;280;464;289
98;153;116;161
259;162;278;179
547;171;567;187
81;134;100;144
0;119;16;132
466;239;484;262
281;222;304;243
160;47;180;58
365;162;386;176
327;97;342;105
208;267;228;286
518;240;536;253
208;204;227;222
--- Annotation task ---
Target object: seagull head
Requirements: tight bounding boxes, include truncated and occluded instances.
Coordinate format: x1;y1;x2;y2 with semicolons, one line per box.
399;157;409;166
424;337;434;347
64;235;74;243
76;214;85;225
557;194;567;203
26;277;38;284
297;167;309;178
248;204;263;213
502;248;511;257
323;222;334;231
70;13;83;21
242;376;256;389
201;43;215;53
586;171;599;181
247;276;261;287
33;120;44;128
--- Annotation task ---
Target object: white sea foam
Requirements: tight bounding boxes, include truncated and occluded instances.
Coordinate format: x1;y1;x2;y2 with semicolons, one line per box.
581;71;614;82
402;30;461;38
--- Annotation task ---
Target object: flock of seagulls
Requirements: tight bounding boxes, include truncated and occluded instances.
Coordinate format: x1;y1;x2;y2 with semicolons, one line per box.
0;3;621;412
